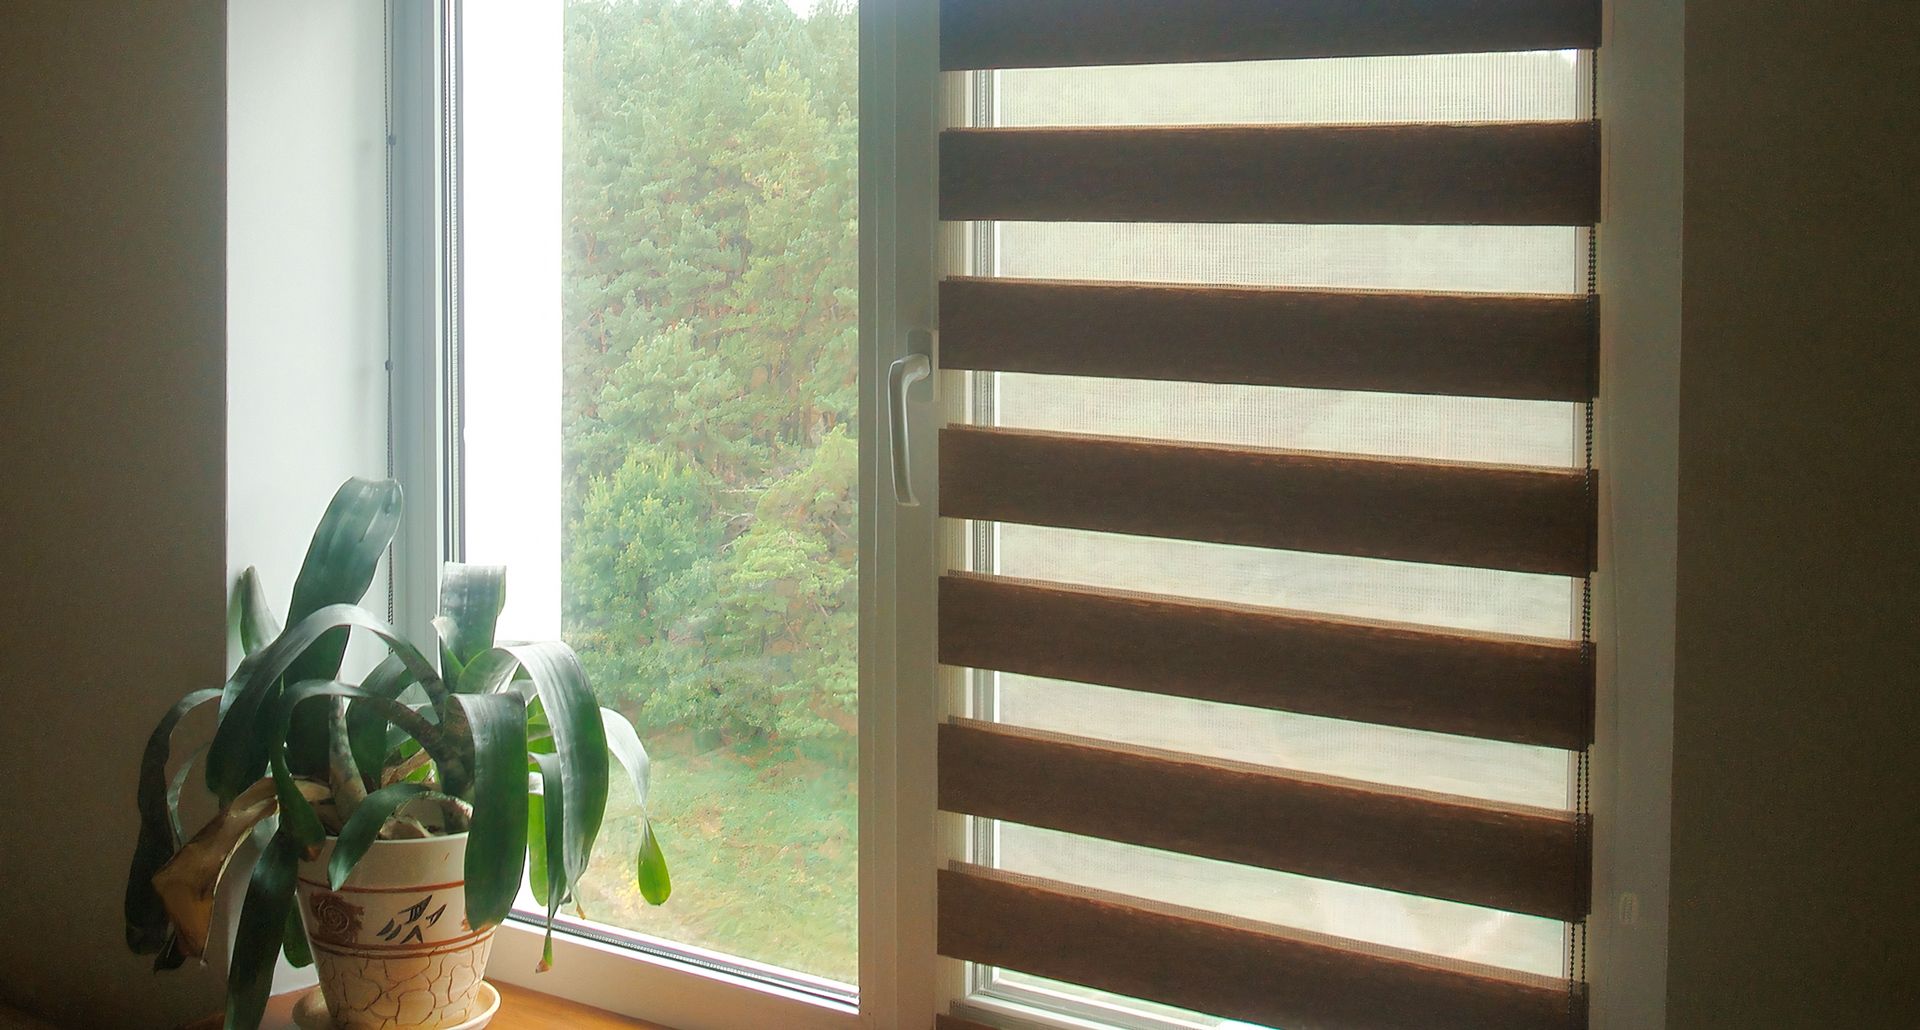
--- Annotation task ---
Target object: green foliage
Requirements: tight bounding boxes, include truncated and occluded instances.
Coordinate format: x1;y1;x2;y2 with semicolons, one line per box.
554;0;858;980
559;0;859;763
126;480;668;1030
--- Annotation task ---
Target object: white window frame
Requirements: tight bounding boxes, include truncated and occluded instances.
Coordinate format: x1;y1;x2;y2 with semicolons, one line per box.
385;0;1680;1028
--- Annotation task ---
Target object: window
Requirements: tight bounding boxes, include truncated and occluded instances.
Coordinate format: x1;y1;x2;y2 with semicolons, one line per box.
450;0;861;1000
932;4;1602;1029
387;2;1667;1028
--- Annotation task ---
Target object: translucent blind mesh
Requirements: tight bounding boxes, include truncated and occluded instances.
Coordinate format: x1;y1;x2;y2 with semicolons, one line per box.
995;52;1584;127
957;49;1591;1024
996;823;1566;976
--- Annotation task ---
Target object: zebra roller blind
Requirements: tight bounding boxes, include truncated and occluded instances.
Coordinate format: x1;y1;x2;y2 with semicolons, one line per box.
934;3;1601;1029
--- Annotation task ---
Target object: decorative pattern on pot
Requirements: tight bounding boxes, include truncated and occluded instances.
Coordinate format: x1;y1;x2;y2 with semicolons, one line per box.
295;834;494;1030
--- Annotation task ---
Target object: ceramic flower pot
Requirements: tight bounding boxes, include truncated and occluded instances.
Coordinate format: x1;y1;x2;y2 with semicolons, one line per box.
294;834;494;1030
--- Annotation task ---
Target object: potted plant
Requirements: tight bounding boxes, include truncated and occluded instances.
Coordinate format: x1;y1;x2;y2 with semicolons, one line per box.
124;478;670;1030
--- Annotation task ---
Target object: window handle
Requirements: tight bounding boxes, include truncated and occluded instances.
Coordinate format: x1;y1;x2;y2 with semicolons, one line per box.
888;334;932;507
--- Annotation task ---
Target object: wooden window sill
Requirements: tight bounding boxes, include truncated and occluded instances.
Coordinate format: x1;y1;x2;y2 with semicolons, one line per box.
190;982;673;1030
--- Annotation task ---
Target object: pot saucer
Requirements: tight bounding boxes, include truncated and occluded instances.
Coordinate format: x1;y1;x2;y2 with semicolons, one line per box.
291;981;500;1030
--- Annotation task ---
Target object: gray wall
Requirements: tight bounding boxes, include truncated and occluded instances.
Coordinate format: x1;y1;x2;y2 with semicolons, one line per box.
1669;4;1920;1026
0;3;229;1026
0;2;389;1024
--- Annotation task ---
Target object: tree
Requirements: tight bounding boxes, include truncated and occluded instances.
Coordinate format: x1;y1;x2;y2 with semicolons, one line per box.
559;0;859;758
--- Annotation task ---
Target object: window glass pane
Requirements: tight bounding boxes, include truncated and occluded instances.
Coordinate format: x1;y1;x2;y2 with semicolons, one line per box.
462;0;858;984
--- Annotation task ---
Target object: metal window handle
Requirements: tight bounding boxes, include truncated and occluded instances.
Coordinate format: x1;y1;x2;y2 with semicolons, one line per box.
888;335;932;506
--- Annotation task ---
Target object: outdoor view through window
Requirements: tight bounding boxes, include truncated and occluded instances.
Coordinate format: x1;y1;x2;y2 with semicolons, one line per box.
461;0;859;983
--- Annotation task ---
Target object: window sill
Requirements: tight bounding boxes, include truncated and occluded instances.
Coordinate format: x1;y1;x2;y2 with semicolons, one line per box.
484;919;858;1030
209;981;672;1030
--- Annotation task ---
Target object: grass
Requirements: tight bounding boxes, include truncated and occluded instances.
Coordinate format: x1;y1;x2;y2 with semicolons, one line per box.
572;732;859;984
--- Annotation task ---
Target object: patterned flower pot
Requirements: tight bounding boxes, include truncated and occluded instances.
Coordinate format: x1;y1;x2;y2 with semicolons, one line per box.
295;834;494;1030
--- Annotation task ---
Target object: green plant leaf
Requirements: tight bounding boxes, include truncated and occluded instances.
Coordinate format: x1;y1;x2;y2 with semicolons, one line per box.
637;819;671;906
281;479;405;775
268;679;461;844
529;753;568;970
434;617;466;694
438;563;507;668
208;604;437;804
345;655;425;788
225;831;300;1030
125;687;222;954
601;707;652;810
270;752;326;853
166;745;209;844
453;693;528;929
329;782;427;889
282;906;312;969
462;643;608;898
218;646;267;720
287;479;404;625
236;567;282;656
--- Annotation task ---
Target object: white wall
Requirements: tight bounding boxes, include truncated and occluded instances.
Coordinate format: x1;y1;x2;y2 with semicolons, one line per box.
227;0;392;630
225;0;393;997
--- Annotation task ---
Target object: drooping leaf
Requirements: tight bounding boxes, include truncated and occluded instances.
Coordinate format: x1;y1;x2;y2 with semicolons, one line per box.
530;753;568;971
437;563;507;668
462;643;608;898
451;693;528;930
282;905;312;969
207;604;437;804
235;567;282;656
345;655;425;784
281;479;405;776
601;707;652;810
637;819;671;906
270;753;326;854
225;832;300;1030
150;777;327;960
267;679;461;846
125;688;222;954
165;745;209;844
328;782;444;889
526;782;549;909
218;646;267;721
152;931;187;972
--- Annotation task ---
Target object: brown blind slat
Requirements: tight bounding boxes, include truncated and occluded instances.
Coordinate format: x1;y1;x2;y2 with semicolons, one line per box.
940;123;1600;226
940;719;1589;919
939;865;1587;1030
940;277;1597;402
942;573;1592;750
940;427;1596;576
940;0;1603;71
